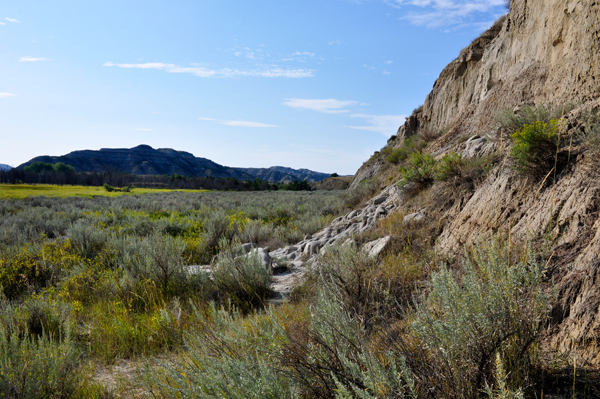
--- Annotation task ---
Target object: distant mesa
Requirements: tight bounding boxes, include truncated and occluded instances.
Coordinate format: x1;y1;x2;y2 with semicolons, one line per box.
0;164;12;171
234;166;330;183
17;145;331;183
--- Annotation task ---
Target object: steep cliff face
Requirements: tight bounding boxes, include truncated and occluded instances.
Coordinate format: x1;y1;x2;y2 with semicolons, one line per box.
424;0;599;140
350;0;600;363
352;0;599;189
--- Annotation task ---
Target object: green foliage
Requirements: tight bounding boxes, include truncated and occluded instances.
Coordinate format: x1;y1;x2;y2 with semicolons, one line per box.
142;303;300;399
23;162;55;174
384;136;427;165
398;152;437;189
278;179;312;191
434;152;496;194
484;353;525;399
329;172;339;177
434;152;463;181
23;162;76;174
139;238;551;398
510;119;560;176
0;240;81;299
52;163;76;173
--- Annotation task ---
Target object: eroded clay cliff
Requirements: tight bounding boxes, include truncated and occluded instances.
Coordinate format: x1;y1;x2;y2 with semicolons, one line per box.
349;0;600;364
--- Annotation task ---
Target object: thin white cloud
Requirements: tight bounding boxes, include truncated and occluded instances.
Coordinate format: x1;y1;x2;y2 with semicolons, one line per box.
283;98;358;114
135;128;153;131
383;70;391;75
0;22;5;25
222;121;279;127
292;51;315;57
328;40;342;45
20;56;50;62
104;62;314;78
5;17;20;23
199;117;280;128
385;60;394;64
385;0;505;28
349;113;408;136
0;93;16;98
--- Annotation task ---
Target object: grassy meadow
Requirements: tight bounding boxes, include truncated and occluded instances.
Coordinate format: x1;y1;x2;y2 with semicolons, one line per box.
0;184;210;199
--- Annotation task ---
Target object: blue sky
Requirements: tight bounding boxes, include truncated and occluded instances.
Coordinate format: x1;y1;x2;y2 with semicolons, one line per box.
1;0;506;175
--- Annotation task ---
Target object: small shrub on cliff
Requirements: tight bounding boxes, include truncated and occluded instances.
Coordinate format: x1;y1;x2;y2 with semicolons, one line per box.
384;136;427;165
398;152;436;189
510;119;561;177
435;152;496;194
497;103;574;135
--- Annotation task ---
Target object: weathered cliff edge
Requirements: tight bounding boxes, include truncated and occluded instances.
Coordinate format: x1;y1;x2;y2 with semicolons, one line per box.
346;0;600;364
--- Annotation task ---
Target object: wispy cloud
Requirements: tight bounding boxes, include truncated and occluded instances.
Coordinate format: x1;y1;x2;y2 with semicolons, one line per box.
20;56;50;62
384;0;505;28
199;117;280;128
349;113;408;136
0;22;5;25
0;93;16;98
292;51;315;57
283;98;358;114
5;17;20;23
104;62;314;78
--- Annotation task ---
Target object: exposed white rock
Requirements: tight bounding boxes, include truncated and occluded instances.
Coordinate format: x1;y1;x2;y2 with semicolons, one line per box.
362;236;391;258
248;247;272;269
241;242;258;253
403;210;427;223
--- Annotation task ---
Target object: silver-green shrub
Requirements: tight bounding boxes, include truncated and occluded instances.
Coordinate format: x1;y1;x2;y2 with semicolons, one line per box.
0;304;81;399
211;239;273;311
411;239;549;397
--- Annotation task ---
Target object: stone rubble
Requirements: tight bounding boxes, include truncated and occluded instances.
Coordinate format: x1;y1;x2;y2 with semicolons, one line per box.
186;183;405;303
267;184;403;301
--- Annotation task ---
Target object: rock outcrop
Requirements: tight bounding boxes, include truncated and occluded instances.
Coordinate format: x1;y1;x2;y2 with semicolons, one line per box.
351;0;599;189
